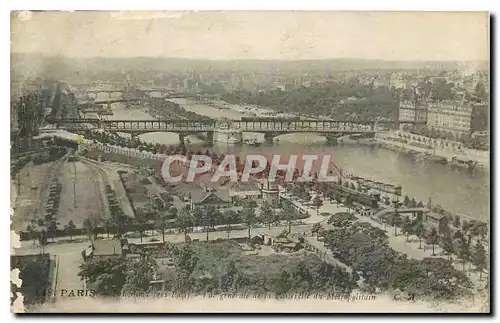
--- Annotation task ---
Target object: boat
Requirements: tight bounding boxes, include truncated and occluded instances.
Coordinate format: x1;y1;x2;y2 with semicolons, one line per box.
346;174;402;196
245;139;261;147
422;152;448;164
450;157;478;170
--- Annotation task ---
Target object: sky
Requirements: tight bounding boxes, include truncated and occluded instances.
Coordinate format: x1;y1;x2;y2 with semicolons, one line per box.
10;11;489;61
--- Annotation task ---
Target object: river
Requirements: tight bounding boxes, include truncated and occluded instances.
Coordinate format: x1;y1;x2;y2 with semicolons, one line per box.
97;93;490;222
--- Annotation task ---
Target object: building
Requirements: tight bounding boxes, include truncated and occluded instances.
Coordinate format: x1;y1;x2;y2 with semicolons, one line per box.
398;101;428;126
173;178;233;210
426;100;486;137
189;187;232;209
229;177;261;198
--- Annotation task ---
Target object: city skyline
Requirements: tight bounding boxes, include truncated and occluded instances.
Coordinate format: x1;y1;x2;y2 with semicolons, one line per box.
11;11;489;62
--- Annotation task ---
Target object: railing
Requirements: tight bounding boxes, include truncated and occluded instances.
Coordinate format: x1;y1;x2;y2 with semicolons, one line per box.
101;121;215;132
56;118;420;134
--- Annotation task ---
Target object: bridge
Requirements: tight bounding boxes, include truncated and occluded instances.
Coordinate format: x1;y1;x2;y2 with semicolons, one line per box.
52;118;407;144
77;92;220;107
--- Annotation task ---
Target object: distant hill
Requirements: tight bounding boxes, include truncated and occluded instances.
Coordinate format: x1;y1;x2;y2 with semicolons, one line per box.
11;52;489;80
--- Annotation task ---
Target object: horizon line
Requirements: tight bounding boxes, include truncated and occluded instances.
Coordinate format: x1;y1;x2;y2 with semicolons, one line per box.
11;52;489;64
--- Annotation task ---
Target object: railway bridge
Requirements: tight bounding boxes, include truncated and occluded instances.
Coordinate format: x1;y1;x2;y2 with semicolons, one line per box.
54;118;414;144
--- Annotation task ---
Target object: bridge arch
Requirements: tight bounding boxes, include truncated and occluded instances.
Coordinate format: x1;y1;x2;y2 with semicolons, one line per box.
116;131;187;146
244;131;374;145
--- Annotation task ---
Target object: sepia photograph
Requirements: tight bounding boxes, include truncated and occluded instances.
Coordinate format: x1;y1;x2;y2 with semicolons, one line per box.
9;10;490;313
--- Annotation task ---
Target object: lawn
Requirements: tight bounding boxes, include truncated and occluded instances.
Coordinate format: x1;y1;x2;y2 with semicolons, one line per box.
170;240;356;295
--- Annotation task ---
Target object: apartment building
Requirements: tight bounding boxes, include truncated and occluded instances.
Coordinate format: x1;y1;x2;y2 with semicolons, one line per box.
399;96;488;137
426;101;488;137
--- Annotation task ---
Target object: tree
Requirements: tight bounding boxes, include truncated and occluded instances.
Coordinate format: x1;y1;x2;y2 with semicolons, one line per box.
334;193;342;206
175;211;193;242
17;259;50;305
173;245;199;293
241;207;257;241
438;217;450;236
64;220;76;240
291;184;306;199
122;254;159;294
300;190;311;203
462;220;473;234
38;230;48;252
223;210;237;239
328;212;357;228
83;215;99;241
101;218;114;239
204;205;221;241
312;195;323;214
457;236;471;271
311;223;322;237
220;260;240;292
472;240;487;280
317;182;329;198
426;228;439;256
344;195;353;214
192;206;205;227
391;212;402;236
193;206;215;242
401;216;413;242
134;216;148;243
274;269;292;295
281;202;298;233
26;224;36;246
471;222;488;241
272;207;282;227
78;257;127;296
441;231;454;261
260;201;275;229
454;229;464;240
155;212;169;242
414;222;426;249
47;220;58;242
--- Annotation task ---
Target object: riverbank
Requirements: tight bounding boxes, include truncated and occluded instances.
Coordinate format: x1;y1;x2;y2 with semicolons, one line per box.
372;134;489;169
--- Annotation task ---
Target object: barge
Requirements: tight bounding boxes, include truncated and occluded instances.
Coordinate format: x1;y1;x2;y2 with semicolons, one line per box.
450;156;478;170
346;174;402;196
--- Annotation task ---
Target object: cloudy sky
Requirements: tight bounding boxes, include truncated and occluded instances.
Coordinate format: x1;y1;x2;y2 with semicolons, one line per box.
11;11;489;61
